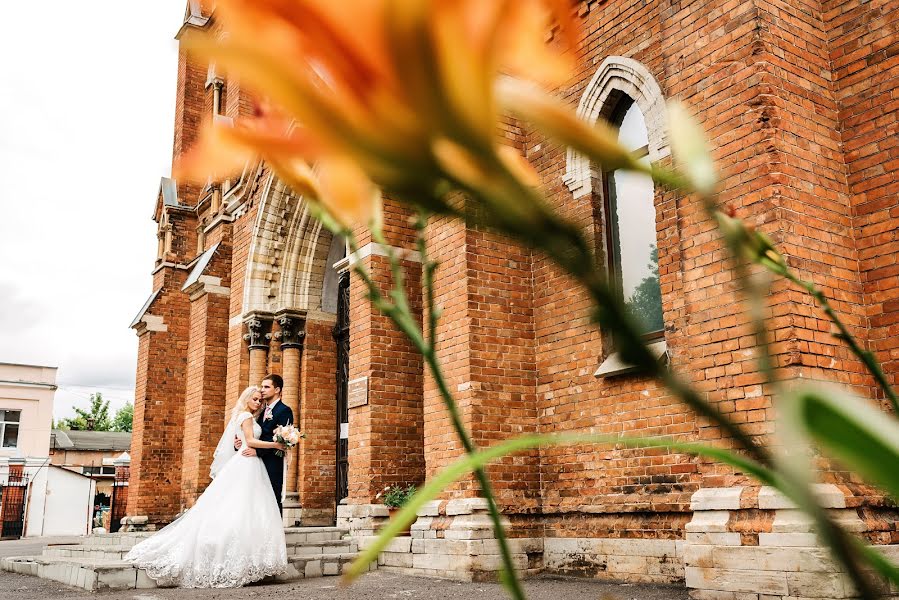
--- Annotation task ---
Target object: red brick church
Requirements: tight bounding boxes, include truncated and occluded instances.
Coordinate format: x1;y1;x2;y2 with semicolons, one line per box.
128;1;899;595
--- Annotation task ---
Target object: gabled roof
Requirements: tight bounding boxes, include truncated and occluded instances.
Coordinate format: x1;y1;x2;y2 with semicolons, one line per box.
51;429;132;452
177;0;212;39
182;242;220;291
129;289;161;328
153;177;184;222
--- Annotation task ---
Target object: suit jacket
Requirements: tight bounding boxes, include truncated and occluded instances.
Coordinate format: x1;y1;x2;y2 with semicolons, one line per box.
256;399;294;459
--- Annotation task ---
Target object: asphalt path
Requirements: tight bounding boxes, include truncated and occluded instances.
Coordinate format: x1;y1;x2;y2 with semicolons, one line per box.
0;537;689;599
0;568;689;600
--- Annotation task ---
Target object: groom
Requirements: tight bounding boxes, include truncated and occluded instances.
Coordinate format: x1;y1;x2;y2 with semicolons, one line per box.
238;373;294;514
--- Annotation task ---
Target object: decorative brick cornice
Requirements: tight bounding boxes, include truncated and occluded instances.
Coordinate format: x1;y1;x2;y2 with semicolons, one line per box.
133;315;168;336
184;275;230;302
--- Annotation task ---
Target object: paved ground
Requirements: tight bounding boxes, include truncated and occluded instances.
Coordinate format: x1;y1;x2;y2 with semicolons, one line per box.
0;536;85;558
0;568;689;600
0;537;689;599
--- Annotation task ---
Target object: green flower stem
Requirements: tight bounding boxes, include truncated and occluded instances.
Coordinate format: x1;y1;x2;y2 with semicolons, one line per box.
345;425;893;599
345;431;779;582
345;222;527;600
477;171;771;466
783;270;899;416
689;200;885;598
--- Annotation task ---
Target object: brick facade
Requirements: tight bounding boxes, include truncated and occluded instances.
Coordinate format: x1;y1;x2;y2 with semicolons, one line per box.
129;2;898;594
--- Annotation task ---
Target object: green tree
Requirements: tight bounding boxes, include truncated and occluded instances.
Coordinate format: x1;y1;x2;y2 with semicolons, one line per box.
625;245;664;333
60;393;112;431
112;402;133;432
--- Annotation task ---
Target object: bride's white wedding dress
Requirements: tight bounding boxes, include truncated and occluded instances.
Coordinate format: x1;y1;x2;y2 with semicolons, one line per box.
125;411;287;588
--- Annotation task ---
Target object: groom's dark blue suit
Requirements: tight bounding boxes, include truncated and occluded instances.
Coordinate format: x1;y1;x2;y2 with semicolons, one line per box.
256;400;294;514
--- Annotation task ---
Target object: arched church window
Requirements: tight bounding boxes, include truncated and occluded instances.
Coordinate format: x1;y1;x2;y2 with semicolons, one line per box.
602;95;663;339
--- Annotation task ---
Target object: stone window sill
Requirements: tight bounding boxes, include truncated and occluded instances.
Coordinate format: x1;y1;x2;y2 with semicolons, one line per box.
594;340;668;379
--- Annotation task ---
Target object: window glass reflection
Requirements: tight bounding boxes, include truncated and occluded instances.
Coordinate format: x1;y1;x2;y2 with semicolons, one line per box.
607;101;663;336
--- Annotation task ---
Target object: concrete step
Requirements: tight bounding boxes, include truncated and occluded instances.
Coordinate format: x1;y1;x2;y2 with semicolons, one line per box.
43;546;129;560
42;537;358;561
277;552;376;580
80;532;153;550
1;527;369;591
284;526;349;544
71;526;347;551
0;555;157;591
288;539;358;556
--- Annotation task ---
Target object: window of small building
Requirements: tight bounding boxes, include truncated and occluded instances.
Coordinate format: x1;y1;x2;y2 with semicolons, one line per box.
83;465;116;477
602;95;664;339
0;410;21;448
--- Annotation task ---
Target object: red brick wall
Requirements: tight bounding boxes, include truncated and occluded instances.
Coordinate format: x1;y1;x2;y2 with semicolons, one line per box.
172;46;206;203
129;267;190;523
180;232;232;508
298;319;338;513
347;201;425;502
423;217;541;511
225;200;259;418
132;1;899;529
423;216;472;494
826;0;899;406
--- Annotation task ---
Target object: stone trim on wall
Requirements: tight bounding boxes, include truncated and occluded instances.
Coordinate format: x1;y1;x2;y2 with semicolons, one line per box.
685;486;899;599
563;56;669;199
336;242;422;272
543;537;683;583
340;487;899;595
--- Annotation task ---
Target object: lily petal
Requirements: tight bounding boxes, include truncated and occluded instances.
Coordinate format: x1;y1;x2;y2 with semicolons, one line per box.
667;100;717;197
316;156;382;228
174;115;256;183
497;77;643;174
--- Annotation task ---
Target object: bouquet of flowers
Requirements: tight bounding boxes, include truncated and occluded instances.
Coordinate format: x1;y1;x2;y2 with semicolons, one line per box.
273;424;304;457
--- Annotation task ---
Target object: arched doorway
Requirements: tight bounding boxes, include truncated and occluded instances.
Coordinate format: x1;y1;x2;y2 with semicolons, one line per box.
241;175;348;524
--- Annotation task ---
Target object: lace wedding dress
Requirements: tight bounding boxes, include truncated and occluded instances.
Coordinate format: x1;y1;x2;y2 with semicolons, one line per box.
125;412;287;588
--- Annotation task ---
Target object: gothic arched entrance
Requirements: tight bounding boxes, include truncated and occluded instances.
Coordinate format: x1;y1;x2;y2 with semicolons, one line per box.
240;174;348;525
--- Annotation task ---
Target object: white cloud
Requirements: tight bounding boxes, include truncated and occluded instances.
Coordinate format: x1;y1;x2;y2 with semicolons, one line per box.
0;1;187;419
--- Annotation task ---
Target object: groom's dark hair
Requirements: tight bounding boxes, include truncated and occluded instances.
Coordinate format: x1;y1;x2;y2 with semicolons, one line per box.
263;373;283;394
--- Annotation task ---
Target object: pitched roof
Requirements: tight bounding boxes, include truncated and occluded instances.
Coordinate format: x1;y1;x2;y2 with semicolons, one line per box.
51;429;131;452
182;242;220;291
129;289;161;328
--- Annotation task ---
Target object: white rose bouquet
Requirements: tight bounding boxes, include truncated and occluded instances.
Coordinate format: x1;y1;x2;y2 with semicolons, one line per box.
273;424;304;457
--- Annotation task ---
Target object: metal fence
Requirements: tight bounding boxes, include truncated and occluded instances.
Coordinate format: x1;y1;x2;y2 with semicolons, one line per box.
109;464;129;533
0;467;29;539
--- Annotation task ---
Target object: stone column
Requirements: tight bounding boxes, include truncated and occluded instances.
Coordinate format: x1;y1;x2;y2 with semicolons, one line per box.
277;309;305;526
243;313;273;386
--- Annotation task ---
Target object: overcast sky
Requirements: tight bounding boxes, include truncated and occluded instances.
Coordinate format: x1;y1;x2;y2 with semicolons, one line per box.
0;1;186;420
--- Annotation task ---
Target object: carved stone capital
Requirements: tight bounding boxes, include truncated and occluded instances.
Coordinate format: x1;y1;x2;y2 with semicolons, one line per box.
276;310;307;350
242;313;274;350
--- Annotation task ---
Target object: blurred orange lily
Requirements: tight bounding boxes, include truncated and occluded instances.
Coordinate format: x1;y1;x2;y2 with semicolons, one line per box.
176;0;580;227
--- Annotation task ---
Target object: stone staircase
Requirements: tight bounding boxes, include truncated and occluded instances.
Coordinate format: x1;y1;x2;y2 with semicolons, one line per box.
0;526;373;591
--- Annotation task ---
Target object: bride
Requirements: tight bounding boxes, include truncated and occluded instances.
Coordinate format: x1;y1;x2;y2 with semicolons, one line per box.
125;386;288;588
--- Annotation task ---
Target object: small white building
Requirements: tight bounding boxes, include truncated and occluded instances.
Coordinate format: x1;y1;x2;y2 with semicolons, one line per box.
0;362;96;538
29;465;95;537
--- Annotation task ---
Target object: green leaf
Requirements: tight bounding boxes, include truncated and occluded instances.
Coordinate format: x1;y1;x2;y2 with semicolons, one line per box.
794;389;899;502
342;432;775;582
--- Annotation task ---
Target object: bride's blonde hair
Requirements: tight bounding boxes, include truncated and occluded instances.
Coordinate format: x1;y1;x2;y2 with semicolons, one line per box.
232;386;262;419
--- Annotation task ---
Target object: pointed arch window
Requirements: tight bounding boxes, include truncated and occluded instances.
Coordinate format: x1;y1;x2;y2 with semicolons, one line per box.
602;95;664;339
